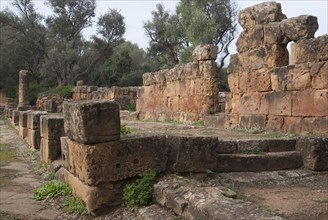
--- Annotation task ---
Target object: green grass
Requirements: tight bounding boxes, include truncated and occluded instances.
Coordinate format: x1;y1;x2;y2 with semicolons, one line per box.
191;121;205;127
33;180;72;201
123;170;157;207
271;132;297;139
0;144;15;164
63;197;88;216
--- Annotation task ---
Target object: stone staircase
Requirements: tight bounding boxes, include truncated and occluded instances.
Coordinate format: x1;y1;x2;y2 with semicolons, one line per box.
216;139;303;172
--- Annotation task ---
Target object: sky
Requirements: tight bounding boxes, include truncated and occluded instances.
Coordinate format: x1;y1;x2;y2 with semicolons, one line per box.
0;0;327;55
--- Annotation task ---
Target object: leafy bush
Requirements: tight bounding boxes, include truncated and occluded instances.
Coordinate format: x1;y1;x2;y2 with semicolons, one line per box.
39;85;74;99
63;197;88;215
54;85;74;98
33;180;71;201
122;103;136;111
123;170;157;207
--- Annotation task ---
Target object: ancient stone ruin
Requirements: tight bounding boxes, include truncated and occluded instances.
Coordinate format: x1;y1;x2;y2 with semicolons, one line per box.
0;1;327;219
224;1;327;134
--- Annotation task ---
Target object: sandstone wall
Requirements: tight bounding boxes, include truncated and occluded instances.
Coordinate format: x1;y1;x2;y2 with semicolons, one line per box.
227;2;328;134
72;86;139;110
137;45;220;122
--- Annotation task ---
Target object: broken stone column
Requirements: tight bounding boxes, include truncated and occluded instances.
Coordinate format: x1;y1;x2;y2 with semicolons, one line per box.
27;111;48;149
40;114;65;163
18;70;31;111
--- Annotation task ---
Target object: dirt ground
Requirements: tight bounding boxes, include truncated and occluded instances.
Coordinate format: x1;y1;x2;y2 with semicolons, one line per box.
1;116;327;219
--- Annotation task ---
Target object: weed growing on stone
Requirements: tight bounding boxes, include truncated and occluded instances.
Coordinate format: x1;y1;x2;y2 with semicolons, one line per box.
33;180;71;201
121;123;132;137
164;119;182;126
63;197;88;216
123;170;157;207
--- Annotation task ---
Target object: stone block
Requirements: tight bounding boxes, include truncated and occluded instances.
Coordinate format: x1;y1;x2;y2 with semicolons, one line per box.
292;90;328;117
231;45;289;72
204;114;226;128
62;100;120;144
291;35;328;64
239;70;271;92
63;169;124;216
66;137;168;185
61;136;70;169
239;93;268;115
264;91;292;116
264;22;288;45
236;25;264;52
239;1;286;31
192;44;218;62
239;114;267;129
280;15;318;42
40;115;65;140
296;137;328;171
266;152;303;170
41;138;61;163
266;116;284;131
19;127;28;139
12;110;19;126
311;61;328;89
217;140;238;154
19;111;29;128
27;111;48;130
166;136;219;172
27;129;41;149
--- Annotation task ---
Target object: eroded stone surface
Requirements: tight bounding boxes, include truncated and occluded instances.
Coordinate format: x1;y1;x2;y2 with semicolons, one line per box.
63;100;120;144
296;137;328;171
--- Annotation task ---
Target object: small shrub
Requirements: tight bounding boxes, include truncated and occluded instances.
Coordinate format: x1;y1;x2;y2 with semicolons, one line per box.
63;197;88;215
123;170;157;207
191;121;205;127
54;85;74;98
33;180;71;201
24;150;37;161
120;123;132;137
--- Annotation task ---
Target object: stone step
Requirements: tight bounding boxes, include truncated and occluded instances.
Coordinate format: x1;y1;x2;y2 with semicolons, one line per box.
154;175;283;220
231;139;297;154
217;151;303;172
138;204;178;220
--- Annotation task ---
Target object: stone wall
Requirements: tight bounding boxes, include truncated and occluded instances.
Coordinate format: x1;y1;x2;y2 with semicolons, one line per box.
137;45;220;122
226;2;328;134
72;85;139;110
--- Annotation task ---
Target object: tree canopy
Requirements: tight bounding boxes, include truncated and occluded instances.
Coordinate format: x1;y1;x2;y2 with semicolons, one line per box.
0;0;236;101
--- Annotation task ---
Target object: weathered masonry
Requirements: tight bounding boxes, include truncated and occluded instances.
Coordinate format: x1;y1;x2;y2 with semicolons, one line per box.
224;1;328;134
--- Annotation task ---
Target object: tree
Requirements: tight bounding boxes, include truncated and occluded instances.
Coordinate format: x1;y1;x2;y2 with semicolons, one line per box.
89;41;147;87
41;0;96;86
0;0;47;81
177;0;237;69
144;4;187;69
